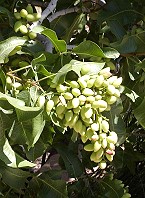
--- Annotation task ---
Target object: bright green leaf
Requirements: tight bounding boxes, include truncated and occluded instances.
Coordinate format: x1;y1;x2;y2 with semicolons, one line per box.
0;92;42;121
42;29;67;53
0;37;26;63
72;40;105;58
52;60;105;85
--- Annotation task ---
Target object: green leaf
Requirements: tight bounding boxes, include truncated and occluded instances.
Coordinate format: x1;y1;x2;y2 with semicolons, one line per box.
0;69;6;88
17;90;31;106
32;53;46;66
26;138;49;161
36;64;52;76
124;143;145;174
72;40;105;58
113;147;124;169
32;54;52;76
63;13;86;43
0;115;35;168
99;175;125;198
42;29;67;53
30;113;45;148
0;92;42;121
0;160;30;191
56;145;83;178
0;6;14;27
9;114;45;149
72;41;120;59
2;138;35;167
104;100;126;145
52;60;105;85
0;116;35;168
103;47;120;59
0;111;36;167
0;37;26;63
97;0;141;39
0;111;14;132
28;174;68;198
124;87;139;102
31;25;45;33
134;97;145;128
111;32;145;54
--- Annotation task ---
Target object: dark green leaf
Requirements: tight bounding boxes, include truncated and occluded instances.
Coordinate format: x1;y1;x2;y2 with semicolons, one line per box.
0;116;35;167
111;32;145;54
97;0;141;39
99;175;125;198
134;97;145;128
124;87;140;102
1;137;35;168
56;145;83;178
0;160;30;191
63;13;86;43
9;114;45;149
0;6;14;27
104;100;126;145
28;174;68;198
103;47;120;59
26;138;49;161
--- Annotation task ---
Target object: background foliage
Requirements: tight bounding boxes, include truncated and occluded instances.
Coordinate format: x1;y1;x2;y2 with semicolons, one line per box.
0;0;145;197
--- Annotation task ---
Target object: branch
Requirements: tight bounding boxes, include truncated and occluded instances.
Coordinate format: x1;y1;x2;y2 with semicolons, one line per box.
47;7;80;22
67;45;76;50
39;0;59;24
37;34;53;53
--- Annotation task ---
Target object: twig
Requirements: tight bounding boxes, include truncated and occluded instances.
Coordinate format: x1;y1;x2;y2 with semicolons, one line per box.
36;74;56;83
67;45;76;50
37;34;53;52
47;7;80;22
7;72;45;93
33;0;58;52
7;65;32;74
39;0;59;24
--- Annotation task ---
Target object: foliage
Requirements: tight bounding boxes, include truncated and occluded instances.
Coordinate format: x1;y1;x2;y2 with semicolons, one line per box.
0;0;145;197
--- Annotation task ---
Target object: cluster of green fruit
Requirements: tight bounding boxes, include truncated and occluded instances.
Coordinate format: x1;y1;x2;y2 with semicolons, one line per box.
37;65;122;169
6;76;23;92
14;4;41;39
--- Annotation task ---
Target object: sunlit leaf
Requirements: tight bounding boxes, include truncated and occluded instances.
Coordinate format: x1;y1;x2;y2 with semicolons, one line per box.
0;37;26;63
42;29;67;53
52;59;105;85
0;92;42;121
